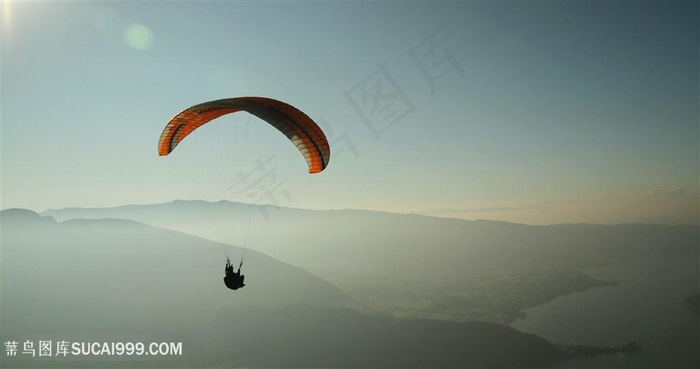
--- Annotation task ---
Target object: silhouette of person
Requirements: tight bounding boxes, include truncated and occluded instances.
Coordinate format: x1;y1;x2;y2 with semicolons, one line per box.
223;259;245;290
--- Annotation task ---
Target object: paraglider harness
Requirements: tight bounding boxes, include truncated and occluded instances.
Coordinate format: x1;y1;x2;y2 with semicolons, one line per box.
224;258;245;290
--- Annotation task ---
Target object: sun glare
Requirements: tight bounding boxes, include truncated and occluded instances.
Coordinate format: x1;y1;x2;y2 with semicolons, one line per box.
2;0;11;34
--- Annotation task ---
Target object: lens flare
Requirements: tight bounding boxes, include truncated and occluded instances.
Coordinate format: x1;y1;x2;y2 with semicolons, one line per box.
2;0;11;33
123;23;153;50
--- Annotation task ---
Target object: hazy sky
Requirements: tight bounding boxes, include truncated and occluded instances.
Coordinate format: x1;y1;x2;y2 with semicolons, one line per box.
2;0;698;225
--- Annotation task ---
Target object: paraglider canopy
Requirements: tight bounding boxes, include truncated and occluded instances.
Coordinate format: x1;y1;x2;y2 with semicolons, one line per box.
158;97;330;292
158;97;330;174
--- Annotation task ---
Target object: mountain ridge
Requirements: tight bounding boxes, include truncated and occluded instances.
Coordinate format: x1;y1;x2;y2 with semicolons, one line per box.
36;201;699;323
39;199;700;227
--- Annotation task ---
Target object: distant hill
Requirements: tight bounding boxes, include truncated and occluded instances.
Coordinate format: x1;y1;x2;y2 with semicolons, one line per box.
42;200;699;273
0;208;590;369
187;304;568;368
41;201;700;322
1;208;359;339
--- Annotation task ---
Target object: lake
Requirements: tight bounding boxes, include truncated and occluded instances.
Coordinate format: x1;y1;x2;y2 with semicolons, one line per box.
512;256;699;368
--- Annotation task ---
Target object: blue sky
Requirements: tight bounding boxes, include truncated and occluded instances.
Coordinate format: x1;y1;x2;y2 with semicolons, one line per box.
2;0;698;225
